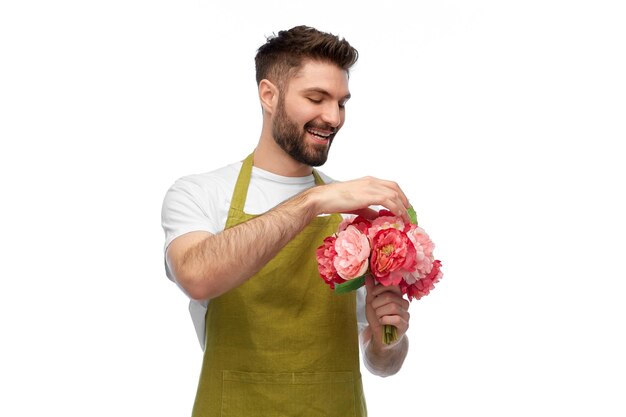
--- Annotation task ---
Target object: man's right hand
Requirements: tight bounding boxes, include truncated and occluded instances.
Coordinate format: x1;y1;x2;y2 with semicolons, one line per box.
306;176;411;223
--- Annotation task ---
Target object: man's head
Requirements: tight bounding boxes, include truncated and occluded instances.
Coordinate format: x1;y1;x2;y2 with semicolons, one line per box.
255;26;358;167
255;25;358;91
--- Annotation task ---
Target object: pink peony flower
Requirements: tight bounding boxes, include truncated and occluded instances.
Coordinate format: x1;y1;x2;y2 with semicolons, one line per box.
338;216;356;233
333;225;371;280
403;224;436;283
404;260;443;301
349;215;372;235
370;228;417;286
368;212;405;243
316;236;342;289
338;214;371;234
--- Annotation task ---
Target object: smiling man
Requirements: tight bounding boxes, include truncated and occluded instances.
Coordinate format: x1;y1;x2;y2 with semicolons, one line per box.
162;26;411;417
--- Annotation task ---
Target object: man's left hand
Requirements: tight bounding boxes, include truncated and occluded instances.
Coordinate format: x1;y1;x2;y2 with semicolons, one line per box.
364;274;410;352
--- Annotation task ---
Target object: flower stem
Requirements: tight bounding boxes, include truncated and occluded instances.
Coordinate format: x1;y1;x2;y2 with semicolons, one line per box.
383;324;398;345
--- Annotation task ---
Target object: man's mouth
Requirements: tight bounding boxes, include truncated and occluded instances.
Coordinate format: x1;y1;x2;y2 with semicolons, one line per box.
306;127;336;143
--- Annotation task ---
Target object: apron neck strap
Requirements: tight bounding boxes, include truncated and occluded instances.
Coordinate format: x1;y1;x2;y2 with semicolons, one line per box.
229;153;255;213
311;169;325;186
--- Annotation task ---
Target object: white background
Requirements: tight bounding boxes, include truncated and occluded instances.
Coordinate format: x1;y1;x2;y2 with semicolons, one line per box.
1;1;625;416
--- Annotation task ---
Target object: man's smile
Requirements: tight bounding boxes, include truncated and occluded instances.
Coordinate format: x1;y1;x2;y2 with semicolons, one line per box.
305;125;337;144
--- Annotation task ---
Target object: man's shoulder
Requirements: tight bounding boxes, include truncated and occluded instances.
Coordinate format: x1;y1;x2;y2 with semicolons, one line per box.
172;161;243;191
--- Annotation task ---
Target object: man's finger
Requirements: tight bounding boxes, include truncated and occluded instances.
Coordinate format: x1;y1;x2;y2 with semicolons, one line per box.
371;283;402;297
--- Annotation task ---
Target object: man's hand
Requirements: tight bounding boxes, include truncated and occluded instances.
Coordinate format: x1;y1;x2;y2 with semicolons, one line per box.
364;274;410;352
308;177;410;223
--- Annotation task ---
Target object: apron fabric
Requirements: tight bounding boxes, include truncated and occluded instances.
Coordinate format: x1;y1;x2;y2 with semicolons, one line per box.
191;154;367;417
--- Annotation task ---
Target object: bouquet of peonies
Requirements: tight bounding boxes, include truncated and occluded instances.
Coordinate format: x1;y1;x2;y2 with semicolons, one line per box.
316;207;443;344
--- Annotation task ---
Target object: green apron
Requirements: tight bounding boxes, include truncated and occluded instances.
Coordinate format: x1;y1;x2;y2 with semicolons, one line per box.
191;154;367;417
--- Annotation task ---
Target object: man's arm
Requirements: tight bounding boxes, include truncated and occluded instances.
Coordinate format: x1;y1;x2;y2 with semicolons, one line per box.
167;177;410;300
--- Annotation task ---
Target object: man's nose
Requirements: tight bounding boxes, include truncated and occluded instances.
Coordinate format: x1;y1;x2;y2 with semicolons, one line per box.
321;103;342;128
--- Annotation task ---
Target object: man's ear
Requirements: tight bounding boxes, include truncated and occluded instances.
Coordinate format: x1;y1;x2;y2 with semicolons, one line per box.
259;79;279;115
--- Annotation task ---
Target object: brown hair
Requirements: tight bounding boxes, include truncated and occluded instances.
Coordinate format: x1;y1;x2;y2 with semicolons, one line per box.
255;25;358;89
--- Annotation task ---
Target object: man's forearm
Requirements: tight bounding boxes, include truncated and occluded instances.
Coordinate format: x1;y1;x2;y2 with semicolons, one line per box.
177;189;318;300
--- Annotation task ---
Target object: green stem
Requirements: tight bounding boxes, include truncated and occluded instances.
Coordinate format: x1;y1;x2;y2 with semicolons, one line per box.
383;324;398;345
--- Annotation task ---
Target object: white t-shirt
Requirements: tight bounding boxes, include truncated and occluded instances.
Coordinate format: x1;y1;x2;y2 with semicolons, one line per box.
161;161;368;350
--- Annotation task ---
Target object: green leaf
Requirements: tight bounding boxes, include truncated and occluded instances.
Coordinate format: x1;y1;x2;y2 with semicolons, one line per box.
334;275;366;294
407;206;418;225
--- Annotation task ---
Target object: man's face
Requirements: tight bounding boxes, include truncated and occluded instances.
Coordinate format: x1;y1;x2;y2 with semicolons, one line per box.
272;60;351;167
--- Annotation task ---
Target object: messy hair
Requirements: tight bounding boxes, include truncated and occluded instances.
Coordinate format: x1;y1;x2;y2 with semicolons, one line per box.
255;25;358;90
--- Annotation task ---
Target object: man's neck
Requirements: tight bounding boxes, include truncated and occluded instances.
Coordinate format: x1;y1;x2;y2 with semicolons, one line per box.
253;134;314;177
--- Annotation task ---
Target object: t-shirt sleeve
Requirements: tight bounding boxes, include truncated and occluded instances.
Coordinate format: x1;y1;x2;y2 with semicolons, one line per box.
161;176;222;254
161;176;225;283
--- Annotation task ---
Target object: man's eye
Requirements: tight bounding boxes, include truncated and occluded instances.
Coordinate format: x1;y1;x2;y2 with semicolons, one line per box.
308;98;322;104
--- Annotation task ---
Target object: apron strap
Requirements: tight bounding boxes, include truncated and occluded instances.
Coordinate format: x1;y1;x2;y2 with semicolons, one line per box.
312;169;326;186
225;153;254;229
231;154;254;211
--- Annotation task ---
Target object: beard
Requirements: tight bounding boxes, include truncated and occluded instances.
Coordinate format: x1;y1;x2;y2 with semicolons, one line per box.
272;97;335;167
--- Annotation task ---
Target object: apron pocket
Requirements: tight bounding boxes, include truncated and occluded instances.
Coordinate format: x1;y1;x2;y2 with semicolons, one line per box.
221;370;358;417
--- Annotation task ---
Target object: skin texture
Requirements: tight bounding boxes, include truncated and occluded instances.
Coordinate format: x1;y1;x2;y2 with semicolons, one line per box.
167;59;410;369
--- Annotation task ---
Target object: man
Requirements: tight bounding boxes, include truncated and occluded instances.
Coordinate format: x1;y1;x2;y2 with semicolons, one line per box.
162;25;411;416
